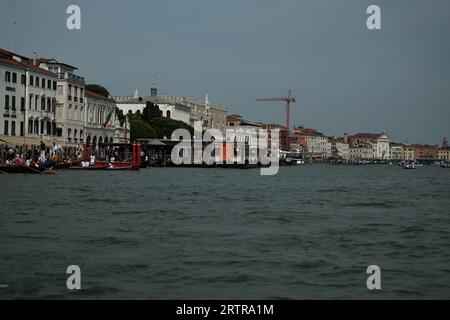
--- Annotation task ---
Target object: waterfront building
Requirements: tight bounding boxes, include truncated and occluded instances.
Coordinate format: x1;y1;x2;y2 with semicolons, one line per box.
346;132;390;160
115;86;191;126
225;114;262;163
114;82;227;131
84;90;119;145
349;143;373;161
390;142;405;161
330;137;350;160
0;48;58;146
438;137;450;160
178;93;227;132
403;145;415;161
437;148;450;160
413;144;438;161
37;58;86;146
291;127;330;159
258;123;287;150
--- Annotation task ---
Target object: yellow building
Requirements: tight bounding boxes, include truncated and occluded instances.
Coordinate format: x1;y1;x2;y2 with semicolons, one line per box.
437;148;450;160
403;146;415;161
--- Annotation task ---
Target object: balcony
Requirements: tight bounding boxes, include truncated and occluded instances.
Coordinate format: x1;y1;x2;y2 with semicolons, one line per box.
57;72;85;84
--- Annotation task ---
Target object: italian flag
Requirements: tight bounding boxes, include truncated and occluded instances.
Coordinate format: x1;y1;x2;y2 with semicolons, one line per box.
103;110;113;127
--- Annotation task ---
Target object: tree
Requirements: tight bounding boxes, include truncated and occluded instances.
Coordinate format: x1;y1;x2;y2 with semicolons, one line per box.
150;117;194;139
129;119;157;140
116;107;125;126
86;84;110;97
142;102;162;124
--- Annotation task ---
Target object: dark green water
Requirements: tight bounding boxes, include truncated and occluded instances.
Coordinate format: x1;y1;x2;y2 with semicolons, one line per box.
0;165;449;299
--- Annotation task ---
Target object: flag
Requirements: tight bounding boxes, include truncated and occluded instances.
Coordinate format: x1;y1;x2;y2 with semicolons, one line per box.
103;110;113;127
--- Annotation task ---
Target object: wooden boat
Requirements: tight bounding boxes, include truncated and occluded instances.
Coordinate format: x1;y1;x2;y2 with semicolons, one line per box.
0;164;46;174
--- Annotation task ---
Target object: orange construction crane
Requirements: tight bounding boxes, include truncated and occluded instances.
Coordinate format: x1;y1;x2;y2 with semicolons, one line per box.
256;89;296;150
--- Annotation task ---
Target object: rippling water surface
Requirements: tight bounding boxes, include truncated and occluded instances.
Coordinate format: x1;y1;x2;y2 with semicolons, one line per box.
0;165;449;299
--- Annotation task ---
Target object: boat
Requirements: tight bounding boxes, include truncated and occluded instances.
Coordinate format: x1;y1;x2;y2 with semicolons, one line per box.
0;164;49;174
402;162;416;170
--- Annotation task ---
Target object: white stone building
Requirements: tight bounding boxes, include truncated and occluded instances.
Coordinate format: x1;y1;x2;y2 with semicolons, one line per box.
36;58;86;146
84;90;119;145
347;133;390;160
0;48;58;146
114;85;192;126
390;143;404;161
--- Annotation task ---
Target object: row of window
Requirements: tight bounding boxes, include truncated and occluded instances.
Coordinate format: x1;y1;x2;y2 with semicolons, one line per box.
29;75;57;90
3;95;25;111
67;84;84;102
4;71;57;90
4;94;55;112
3;120;23;136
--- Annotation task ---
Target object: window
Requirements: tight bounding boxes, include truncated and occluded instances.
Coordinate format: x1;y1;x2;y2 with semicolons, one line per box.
35;96;38;110
12;72;17;83
29;94;33;109
11;121;16;136
20;121;24;136
47;79;51;89
41;97;45;111
4;120;9;135
21;74;26;85
47;97;51;112
21;97;25;111
42;78;45;88
40;120;44;135
37;77;40;87
5;71;11;82
53;81;57;90
28;119;33;134
11;96;16;110
30;76;34;86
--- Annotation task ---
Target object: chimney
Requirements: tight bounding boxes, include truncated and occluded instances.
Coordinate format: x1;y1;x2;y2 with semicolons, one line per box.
344;133;349;143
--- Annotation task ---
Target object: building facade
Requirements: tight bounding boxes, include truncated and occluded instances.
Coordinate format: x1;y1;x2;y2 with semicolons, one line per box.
166;93;227;132
115;85;192;126
390;143;404;161
37;59;86;146
84;90;118;145
1;48;124;148
1;48;58;146
413;144;438;160
349;143;373;160
403;145;415;161
330;138;350;160
291;127;331;158
347;133;390;160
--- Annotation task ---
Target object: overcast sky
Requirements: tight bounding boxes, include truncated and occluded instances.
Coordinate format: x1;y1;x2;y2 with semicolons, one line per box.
1;0;449;144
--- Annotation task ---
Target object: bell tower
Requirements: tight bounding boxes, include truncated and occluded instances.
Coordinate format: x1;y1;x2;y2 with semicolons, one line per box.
151;78;157;97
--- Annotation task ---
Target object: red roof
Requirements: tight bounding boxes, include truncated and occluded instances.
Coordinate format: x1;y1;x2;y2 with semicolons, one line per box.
0;48;58;77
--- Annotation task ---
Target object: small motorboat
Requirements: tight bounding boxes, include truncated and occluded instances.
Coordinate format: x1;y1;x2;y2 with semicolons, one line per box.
402;163;416;169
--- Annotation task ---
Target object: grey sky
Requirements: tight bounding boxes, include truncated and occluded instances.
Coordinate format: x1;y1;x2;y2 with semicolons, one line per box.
1;0;449;144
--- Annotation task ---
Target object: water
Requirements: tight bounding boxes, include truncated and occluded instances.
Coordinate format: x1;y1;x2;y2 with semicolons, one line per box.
0;165;449;299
